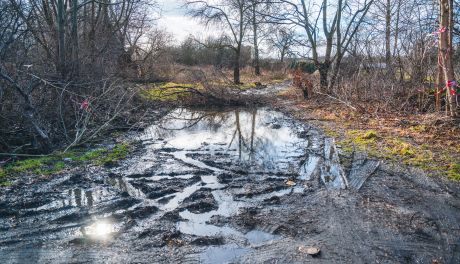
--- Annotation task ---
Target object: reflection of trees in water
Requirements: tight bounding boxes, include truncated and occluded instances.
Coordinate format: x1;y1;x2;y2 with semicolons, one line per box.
145;108;302;172
231;109;298;171
64;188;94;207
147;108;235;141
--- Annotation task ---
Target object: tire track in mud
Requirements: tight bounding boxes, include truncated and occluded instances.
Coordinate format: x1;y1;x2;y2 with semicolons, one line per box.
1;105;460;263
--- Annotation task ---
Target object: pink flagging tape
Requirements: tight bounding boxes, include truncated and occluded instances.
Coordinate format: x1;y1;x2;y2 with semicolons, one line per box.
447;80;457;87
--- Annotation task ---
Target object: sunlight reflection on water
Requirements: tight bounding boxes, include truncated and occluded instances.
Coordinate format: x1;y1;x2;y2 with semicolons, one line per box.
82;220;115;240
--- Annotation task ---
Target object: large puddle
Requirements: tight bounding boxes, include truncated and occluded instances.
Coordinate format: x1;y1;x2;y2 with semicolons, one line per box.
0;107;351;263
119;108;334;262
2;95;460;264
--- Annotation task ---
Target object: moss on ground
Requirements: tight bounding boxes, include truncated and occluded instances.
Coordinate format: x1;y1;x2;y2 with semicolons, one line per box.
339;130;379;155
409;124;427;133
0;142;132;186
141;82;203;101
0;168;9;186
334;127;458;180
236;82;257;90
388;139;416;157
324;128;340;138
447;164;460;181
95;143;130;166
75;148;107;162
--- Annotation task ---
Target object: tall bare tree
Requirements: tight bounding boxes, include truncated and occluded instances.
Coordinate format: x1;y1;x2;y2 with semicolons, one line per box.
268;26;296;63
438;0;458;117
186;0;254;84
251;0;261;75
266;0;374;91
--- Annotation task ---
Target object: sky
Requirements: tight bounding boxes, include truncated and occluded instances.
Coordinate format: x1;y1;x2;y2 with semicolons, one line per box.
156;0;219;42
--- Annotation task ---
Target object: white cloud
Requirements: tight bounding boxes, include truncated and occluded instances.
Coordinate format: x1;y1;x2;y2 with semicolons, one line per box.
155;0;224;42
157;15;221;42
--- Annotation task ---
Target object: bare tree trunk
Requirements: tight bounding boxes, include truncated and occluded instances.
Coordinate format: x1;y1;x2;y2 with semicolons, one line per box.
234;47;241;84
329;0;343;91
393;0;401;57
439;0;458;117
436;55;445;112
318;62;330;90
57;0;66;78
385;0;392;73
252;3;260;76
71;0;79;77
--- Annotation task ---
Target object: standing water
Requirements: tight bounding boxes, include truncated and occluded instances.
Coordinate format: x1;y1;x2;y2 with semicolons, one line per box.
0;107;346;263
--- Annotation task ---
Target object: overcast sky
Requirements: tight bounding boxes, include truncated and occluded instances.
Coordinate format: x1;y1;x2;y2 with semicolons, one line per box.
156;0;218;42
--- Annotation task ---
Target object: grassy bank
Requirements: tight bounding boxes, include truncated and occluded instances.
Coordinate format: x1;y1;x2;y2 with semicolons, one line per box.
276;86;460;181
0;143;131;187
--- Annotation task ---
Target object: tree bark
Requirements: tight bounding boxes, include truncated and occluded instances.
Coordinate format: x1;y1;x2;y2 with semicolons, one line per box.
436;55;445;112
234;47;241;84
71;0;79;77
252;3;260;76
317;62;330;90
439;0;458;117
57;0;66;78
385;0;392;74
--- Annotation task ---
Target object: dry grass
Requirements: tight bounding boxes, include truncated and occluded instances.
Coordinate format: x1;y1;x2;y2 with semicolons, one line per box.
275;86;460;181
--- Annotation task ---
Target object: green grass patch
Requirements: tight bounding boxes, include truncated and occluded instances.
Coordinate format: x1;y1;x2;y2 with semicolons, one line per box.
340;130;380;153
237;82;257;90
0;168;8;186
75;148;107;162
142;82;203;101
447;163;460;181
409;125;427;133
95;143;130;166
33;161;66;175
6;156;56;174
0;143;132;186
388;139;416;157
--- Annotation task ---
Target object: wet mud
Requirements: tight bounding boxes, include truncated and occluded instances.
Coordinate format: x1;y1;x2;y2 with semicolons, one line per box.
1;107;460;263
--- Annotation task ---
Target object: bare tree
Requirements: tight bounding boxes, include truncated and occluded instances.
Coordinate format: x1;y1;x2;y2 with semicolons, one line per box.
186;0;254;84
0;0;51;151
438;0;458;117
265;0;374;91
0;0;160;153
251;0;261;75
267;26;296;63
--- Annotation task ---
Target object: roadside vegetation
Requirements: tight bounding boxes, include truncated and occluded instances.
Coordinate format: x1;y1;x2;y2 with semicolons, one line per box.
278;86;460;180
0;143;131;186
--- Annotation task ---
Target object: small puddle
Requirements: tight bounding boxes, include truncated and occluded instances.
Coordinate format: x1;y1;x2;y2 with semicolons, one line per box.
200;244;250;264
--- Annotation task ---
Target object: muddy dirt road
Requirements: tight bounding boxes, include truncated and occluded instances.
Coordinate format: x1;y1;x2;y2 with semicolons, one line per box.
1;89;460;263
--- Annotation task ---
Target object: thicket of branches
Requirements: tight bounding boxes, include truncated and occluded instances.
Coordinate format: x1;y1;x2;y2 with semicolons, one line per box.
1;0;459;155
0;0;162;153
184;0;459;115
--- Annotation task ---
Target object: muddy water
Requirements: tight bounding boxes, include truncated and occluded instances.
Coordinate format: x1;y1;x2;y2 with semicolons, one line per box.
120;108;321;262
0;108;328;263
3;107;459;263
